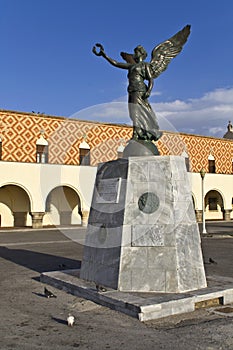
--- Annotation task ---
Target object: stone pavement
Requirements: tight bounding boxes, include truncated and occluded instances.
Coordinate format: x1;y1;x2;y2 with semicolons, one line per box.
0;226;233;349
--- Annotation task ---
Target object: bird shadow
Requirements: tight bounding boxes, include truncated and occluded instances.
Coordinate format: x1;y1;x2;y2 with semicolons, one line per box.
32;292;46;298
51;317;67;325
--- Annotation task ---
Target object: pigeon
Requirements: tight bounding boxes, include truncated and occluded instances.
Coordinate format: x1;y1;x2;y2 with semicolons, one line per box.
44;287;57;298
96;284;107;292
67;314;75;327
209;258;217;264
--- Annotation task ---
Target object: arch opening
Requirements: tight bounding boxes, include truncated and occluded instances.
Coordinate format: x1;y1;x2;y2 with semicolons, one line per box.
44;186;82;226
0;185;32;227
205;190;224;220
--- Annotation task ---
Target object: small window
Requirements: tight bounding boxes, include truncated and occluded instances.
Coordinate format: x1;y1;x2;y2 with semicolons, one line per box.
208;159;215;173
36;145;48;163
181;151;189;172
117;143;125;159
185;157;190;172
209;197;217;211
117;150;123;159
79;148;90;165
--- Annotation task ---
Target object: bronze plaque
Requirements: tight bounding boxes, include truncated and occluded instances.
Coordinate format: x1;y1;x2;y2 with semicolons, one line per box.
138;192;160;214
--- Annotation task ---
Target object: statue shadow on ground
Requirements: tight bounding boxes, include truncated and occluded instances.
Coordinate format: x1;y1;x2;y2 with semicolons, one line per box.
0;246;81;274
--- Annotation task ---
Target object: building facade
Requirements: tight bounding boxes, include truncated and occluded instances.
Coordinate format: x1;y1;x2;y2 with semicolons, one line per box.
0;109;233;228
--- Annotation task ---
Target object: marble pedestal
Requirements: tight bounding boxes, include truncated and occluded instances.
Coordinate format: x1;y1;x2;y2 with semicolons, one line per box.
80;156;207;293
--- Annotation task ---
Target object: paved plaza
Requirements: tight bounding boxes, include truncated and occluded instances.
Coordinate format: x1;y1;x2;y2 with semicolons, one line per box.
0;224;233;349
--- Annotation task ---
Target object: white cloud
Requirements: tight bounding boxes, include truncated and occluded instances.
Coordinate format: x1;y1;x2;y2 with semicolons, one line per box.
70;102;130;125
209;127;225;135
69;87;233;138
154;87;233;137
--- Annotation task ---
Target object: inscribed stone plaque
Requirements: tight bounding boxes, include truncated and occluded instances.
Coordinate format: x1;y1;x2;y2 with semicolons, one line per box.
95;178;122;204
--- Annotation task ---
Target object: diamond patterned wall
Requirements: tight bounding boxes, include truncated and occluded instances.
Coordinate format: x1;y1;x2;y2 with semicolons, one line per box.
0;110;233;174
158;132;233;174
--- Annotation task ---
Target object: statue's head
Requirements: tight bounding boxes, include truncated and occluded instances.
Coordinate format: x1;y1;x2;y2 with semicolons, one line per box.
134;45;147;61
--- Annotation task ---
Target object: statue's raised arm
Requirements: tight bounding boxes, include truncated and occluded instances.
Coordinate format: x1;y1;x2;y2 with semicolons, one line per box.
93;43;130;69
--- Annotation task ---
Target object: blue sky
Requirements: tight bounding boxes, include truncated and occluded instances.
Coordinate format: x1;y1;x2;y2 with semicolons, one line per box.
1;0;233;138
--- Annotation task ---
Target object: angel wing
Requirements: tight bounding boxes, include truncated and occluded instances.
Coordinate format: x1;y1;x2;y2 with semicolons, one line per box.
120;51;136;64
149;24;191;79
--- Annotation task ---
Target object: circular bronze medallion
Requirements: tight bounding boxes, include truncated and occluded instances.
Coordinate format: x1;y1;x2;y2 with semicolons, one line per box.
138;192;160;214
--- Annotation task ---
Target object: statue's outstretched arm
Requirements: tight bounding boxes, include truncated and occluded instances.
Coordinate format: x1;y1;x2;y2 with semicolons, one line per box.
93;43;130;70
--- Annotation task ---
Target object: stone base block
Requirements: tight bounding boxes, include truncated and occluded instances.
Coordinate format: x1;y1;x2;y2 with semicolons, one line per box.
40;270;233;322
80;156;207;293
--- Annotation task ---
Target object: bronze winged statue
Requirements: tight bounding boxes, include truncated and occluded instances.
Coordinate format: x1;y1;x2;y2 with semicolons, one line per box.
93;25;191;153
